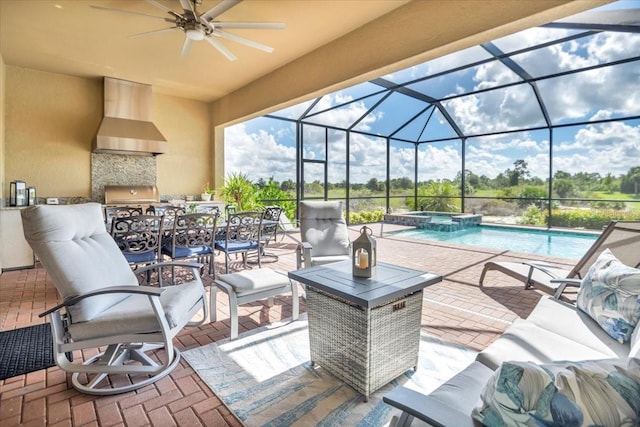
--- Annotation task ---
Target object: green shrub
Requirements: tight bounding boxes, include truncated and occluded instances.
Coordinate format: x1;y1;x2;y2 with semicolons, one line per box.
407;181;460;212
518;205;546;226
549;209;640;230
349;210;385;225
516;186;547;208
255;177;296;220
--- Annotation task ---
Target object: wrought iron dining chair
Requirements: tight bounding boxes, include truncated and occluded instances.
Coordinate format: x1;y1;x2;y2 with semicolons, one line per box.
259;206;282;261
110;214;164;282
161;212;218;276
214;211;264;273
146;205;186;228
104;206;143;231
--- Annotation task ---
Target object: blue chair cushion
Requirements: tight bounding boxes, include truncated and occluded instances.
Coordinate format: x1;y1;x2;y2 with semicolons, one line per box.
123;251;157;264
214;240;259;252
162;245;212;258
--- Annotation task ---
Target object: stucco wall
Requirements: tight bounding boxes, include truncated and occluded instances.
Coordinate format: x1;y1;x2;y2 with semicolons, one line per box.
0;54;5;201
154;93;212;197
5;66;99;198
4;66;211;200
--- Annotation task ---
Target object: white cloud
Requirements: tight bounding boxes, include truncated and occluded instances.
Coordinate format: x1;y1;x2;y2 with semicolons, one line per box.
226;22;639;186
305;93;374;130
417;144;461;181
224;124;297;182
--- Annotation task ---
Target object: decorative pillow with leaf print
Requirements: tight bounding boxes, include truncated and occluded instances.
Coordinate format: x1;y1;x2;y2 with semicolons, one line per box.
472;358;640;427
577;248;640;343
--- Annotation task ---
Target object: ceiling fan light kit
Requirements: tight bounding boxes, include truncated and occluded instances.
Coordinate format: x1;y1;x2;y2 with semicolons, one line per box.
91;0;285;60
185;28;205;41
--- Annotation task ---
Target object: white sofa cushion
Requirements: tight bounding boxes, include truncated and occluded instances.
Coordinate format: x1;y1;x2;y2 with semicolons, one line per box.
476;319;625;370
473;358;640;427
526;296;629;357
577;248;640;343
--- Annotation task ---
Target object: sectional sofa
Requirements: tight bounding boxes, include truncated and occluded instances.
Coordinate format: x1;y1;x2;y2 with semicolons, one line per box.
384;249;640;426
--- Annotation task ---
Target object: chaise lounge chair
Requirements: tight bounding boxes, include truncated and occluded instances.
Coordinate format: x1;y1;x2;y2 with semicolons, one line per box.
479;220;640;297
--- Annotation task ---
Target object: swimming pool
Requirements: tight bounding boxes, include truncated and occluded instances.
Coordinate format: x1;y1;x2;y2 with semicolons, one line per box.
391;225;599;259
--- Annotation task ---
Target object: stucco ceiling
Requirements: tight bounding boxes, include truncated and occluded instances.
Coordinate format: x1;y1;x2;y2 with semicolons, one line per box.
0;0;410;101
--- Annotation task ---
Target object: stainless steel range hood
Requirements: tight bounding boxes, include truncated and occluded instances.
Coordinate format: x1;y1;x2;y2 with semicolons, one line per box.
93;77;167;156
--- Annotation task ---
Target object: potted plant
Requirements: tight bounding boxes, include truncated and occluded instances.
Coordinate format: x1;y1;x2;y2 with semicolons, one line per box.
201;182;215;201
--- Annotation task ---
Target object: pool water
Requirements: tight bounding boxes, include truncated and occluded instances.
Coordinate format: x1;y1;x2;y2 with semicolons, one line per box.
392;225;599;259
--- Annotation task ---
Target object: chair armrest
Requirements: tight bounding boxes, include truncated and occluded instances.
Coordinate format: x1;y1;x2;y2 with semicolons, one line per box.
383;386;477;427
522;261;565;279
551;278;582;300
296;241;313;269
135;261;203;275
39;285;165;318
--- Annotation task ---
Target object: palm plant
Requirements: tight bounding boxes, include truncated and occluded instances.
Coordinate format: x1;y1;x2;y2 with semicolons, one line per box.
417;181;460;212
221;172;258;211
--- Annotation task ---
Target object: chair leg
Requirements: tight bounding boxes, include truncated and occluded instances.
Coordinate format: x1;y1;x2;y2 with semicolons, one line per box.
210;286;218;323
229;292;239;339
479;265;488;287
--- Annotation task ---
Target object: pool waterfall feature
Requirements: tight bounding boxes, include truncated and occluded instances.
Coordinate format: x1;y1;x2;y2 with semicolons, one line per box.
384;211;482;232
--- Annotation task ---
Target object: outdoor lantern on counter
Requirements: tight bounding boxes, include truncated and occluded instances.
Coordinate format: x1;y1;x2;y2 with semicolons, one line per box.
28;187;37;206
9;180;27;207
352;225;377;278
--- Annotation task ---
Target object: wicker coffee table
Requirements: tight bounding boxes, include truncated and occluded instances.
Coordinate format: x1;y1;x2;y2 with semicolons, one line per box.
288;260;441;400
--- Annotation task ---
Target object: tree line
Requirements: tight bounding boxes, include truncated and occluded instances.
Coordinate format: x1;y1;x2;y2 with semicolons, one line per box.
268;163;640;197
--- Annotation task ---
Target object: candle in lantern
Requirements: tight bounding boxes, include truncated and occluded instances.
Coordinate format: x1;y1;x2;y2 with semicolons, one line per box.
358;251;368;269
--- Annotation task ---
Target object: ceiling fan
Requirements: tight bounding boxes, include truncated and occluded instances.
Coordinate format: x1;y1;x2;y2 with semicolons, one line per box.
91;0;285;61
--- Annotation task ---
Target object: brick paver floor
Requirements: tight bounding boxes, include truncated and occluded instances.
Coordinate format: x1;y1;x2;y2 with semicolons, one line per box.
0;223;577;426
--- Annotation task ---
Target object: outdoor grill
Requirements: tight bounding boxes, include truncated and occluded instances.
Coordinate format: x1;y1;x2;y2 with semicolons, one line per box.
103;185;161;208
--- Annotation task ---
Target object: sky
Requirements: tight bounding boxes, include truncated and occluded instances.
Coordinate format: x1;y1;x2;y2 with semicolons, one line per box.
225;1;640;185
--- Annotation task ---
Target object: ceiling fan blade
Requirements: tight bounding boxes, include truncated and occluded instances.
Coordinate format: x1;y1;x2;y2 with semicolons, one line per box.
179;0;196;20
179;0;194;12
129;27;179;38
213;22;286;30
90;5;171;22
200;0;242;22
213;30;274;53
205;36;238;61
145;0;183;19
181;38;192;56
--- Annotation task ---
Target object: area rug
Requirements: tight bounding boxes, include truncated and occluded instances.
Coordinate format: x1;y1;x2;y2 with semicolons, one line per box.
183;316;476;426
0;323;55;380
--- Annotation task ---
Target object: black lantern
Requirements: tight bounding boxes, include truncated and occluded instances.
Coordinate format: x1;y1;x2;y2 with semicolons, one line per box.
9;181;27;207
352;225;376;278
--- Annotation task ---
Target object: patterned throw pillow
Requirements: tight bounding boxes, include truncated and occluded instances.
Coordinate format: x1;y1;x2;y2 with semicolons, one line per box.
576;248;640;343
472;359;640;427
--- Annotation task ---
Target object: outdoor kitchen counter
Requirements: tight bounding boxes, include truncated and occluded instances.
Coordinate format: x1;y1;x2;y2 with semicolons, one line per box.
0;207;35;271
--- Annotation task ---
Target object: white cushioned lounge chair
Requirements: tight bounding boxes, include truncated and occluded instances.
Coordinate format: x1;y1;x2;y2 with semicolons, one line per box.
479;220;640;297
296;200;350;269
22;203;208;395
